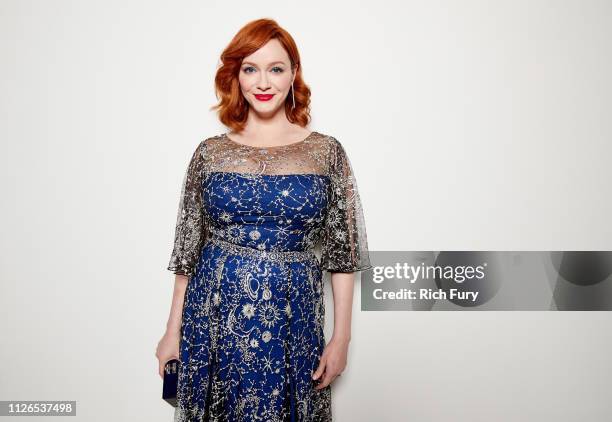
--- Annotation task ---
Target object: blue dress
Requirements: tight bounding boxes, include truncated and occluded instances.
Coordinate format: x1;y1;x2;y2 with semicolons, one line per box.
167;131;371;421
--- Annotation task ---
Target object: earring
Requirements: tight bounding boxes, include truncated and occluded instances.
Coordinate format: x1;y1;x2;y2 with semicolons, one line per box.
291;81;296;110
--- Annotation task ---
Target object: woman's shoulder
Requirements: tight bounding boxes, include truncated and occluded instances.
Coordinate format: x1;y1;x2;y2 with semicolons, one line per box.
307;131;347;156
309;130;336;143
185;133;228;157
310;131;351;158
200;133;227;147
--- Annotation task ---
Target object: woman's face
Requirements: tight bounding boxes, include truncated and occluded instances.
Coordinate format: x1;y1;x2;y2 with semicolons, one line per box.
238;38;295;117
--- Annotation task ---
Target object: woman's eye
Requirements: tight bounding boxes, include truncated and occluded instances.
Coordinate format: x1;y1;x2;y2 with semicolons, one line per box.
243;66;283;74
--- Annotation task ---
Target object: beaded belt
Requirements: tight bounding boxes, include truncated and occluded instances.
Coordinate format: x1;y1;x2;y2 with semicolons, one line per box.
206;236;317;263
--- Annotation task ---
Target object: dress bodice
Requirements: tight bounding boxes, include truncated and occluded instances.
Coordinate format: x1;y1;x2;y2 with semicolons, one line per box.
204;171;330;252
167;131;371;276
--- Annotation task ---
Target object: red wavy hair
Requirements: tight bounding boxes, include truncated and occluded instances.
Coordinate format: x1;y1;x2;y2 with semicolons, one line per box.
211;18;312;132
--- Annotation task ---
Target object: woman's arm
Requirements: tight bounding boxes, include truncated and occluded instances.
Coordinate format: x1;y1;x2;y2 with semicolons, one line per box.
156;275;189;378
330;272;355;342
312;271;355;389
166;275;189;334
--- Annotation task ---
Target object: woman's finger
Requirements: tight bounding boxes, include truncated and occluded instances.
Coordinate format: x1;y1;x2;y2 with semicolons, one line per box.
315;371;337;390
312;355;327;380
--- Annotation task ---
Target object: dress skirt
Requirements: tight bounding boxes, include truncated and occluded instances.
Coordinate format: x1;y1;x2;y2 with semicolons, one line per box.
175;237;333;422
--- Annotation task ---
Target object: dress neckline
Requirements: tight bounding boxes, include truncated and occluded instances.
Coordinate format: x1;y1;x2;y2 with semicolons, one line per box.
222;131;316;150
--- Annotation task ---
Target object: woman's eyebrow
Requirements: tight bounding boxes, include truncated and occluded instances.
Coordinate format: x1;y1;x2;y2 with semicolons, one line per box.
242;60;287;66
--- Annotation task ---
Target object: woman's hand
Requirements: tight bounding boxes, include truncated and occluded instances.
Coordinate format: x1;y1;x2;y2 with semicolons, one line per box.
156;330;181;378
312;335;350;390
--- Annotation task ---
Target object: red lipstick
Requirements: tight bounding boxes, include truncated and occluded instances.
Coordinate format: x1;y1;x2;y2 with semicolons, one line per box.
254;94;274;101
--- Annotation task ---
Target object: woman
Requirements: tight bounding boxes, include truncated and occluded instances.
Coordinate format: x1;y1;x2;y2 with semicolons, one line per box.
156;18;372;421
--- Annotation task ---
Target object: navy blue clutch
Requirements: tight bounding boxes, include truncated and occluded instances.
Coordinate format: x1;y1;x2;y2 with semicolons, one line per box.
162;359;179;407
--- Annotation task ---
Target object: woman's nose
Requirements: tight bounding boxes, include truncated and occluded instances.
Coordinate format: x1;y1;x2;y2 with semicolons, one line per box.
257;74;271;89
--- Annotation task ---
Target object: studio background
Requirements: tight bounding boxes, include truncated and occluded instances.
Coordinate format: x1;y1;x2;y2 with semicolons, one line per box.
1;1;611;421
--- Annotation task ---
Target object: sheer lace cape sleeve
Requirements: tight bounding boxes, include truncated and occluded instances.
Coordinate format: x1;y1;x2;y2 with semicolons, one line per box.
167;140;208;277
319;137;372;273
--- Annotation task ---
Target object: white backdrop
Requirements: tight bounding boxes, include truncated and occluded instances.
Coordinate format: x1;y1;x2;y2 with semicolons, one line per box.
1;0;611;421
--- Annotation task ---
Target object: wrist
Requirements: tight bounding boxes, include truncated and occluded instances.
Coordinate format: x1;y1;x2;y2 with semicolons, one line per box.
331;332;351;344
165;324;181;336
